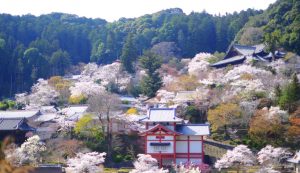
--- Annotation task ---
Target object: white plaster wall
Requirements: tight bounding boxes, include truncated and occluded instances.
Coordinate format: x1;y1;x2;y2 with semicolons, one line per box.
190;141;202;153
190;136;202;140
162;136;174;140
147;135;174;140
147;136;159;140
177;135;188;140
176;141;188;153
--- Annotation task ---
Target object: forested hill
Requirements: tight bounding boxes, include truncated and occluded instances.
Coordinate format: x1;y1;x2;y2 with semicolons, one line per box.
0;8;261;97
237;0;300;54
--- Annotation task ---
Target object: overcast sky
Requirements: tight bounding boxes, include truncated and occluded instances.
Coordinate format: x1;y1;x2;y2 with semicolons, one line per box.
0;0;276;22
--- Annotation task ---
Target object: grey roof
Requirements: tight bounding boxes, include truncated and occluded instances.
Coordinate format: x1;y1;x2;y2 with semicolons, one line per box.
60;106;88;115
35;113;57;122
60;105;88;121
254;44;266;53
210;56;245;67
120;96;138;102
233;44;256;55
141;108;183;122
287;151;300;164
174;91;198;102
0;110;39;119
176;124;210;136
0;118;35;131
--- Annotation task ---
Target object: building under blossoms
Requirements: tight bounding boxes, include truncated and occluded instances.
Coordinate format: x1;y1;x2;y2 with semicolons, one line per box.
140;108;210;167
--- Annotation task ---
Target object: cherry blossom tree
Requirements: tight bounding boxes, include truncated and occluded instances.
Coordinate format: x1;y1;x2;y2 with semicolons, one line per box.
55;116;76;134
173;164;201;173
215;145;256;172
187;53;211;77
69;81;105;97
130;154;168;173
5;135;46;166
66;152;106;173
257;145;291;169
15;79;59;109
75;62;131;93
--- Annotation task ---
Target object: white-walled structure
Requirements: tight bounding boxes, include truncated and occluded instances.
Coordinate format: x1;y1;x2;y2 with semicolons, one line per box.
140;108;210;167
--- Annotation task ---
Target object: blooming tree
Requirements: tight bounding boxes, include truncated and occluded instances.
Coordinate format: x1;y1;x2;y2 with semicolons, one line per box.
5;135;46;166
75;62;131;92
15;79;59;109
130;154;168;173
69;81;105;97
55;115;76;133
187;53;211;77
66;152;106;173
257;145;291;168
215;145;256;171
173;164;201;173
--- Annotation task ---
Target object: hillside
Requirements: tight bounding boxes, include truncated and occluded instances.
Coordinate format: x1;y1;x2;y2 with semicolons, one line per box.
0;9;261;98
237;0;300;54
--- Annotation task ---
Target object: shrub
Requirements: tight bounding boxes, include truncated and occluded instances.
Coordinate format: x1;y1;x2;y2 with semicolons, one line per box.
68;94;87;104
113;154;123;163
0;102;8;110
240;73;254;80
252;91;267;99
0;100;16;110
122;100;130;105
126;108;138;115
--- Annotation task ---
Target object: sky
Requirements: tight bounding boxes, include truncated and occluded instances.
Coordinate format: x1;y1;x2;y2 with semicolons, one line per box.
0;0;276;22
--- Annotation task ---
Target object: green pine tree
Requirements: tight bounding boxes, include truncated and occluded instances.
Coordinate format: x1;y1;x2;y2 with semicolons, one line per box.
139;51;162;97
279;73;300;112
120;33;138;73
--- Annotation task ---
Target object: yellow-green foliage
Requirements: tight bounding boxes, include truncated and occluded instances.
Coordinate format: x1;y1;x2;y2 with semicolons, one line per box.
48;76;71;91
68;94;87;104
208;103;242;132
126;108;138;115
284;52;296;61
74;114;101;138
74;114;93;134
240;73;254;80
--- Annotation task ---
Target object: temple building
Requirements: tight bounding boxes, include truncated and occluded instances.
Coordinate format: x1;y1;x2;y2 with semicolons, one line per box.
210;44;285;68
0;118;35;144
140;108;210;167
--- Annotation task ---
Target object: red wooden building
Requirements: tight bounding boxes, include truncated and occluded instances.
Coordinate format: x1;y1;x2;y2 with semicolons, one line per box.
140;108;210;166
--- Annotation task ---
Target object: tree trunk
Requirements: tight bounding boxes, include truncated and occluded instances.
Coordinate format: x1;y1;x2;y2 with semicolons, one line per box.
106;110;112;163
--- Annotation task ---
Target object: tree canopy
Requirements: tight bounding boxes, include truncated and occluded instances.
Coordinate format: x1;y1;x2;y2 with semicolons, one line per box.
0;9;261;98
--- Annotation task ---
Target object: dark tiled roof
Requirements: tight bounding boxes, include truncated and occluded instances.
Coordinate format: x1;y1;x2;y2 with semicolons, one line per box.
0;118;35;131
210;56;245;68
233;44;256;55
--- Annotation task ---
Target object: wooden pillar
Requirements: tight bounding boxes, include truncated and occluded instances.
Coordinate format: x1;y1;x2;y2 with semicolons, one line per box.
201;136;204;163
145;135;147;154
173;134;176;164
159;151;162;168
188;136;190;163
159;126;162;167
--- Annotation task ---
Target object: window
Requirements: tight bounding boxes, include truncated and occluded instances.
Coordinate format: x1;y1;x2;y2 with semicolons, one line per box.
153;146;168;152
